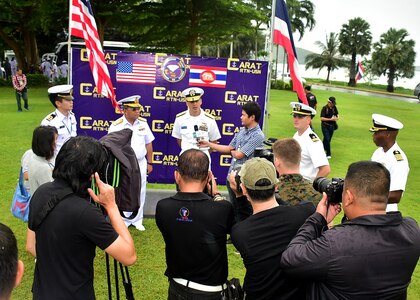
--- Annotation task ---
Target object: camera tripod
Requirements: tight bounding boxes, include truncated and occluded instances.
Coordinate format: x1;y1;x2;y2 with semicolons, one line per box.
105;253;135;300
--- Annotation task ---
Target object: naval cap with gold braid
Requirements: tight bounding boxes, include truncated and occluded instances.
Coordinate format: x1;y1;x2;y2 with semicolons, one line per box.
369;114;403;132
118;95;142;108
181;87;204;102
47;84;74;107
290;101;316;116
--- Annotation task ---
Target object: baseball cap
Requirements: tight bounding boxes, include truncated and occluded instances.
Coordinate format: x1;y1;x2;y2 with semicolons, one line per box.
239;157;279;190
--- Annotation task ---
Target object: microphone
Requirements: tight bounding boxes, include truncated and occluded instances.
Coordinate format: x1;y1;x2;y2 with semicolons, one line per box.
193;125;204;142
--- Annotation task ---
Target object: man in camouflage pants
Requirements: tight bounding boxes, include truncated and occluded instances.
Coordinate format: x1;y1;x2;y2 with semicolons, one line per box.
272;138;321;206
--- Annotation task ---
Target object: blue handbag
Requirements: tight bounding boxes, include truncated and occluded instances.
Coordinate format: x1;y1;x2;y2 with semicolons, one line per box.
11;167;31;222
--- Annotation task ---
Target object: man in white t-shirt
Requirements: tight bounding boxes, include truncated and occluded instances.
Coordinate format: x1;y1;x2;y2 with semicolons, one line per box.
370;113;409;212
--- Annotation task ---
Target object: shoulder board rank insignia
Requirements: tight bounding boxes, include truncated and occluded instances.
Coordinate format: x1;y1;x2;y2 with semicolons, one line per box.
46;113;56;121
176;111;187;117
138;117;146;122
309;133;319;142
204;112;215;119
393;150;403;161
112;118;123;125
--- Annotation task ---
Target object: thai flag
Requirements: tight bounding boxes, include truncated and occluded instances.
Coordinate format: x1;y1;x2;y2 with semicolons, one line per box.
356;60;364;82
189;65;227;88
273;0;307;105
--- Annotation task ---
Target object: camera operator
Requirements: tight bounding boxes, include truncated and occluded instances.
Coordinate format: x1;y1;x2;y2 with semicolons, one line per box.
155;149;234;299
229;157;315;299
28;136;136;300
281;160;420;300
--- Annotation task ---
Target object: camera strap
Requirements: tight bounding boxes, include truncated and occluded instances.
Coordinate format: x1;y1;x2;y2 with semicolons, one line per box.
29;185;74;231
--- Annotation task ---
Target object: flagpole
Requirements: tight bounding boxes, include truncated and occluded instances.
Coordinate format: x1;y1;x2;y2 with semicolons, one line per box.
67;0;72;85
261;0;277;136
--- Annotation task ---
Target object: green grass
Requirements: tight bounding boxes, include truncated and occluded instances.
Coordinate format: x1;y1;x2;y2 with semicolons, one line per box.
1;86;420;299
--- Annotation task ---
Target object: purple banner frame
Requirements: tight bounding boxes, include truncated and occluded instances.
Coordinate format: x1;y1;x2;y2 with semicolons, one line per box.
72;49;269;184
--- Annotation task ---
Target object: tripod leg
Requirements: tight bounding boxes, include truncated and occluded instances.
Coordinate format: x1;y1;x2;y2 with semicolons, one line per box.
119;263;135;300
106;253;112;300
114;259;120;300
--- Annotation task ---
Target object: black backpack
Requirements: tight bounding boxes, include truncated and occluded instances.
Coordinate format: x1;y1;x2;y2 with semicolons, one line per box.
99;128;141;217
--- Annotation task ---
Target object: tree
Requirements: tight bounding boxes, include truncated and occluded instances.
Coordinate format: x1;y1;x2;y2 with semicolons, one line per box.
338;17;372;87
128;0;256;56
371;28;415;92
287;0;316;40
0;0;42;72
304;32;348;82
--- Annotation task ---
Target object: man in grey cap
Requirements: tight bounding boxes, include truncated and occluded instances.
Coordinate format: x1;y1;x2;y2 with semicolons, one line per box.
229;157;315;299
41;84;77;156
290;102;330;182
370;113;409;212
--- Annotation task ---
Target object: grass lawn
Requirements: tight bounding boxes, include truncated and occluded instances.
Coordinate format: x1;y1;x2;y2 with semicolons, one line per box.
1;86;420;299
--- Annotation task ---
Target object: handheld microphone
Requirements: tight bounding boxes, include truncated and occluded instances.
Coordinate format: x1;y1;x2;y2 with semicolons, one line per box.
193;125;204;142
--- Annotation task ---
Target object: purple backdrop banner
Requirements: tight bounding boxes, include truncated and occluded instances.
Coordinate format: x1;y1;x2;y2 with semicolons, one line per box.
72;48;269;184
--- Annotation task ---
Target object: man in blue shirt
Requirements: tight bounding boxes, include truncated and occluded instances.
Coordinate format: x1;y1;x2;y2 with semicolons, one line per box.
199;102;265;222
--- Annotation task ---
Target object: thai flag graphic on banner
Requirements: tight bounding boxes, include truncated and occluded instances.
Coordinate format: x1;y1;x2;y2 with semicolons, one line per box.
189;65;227;88
356;60;364;82
273;0;307;105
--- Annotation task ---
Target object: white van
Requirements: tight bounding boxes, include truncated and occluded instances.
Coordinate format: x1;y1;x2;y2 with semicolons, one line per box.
44;41;131;65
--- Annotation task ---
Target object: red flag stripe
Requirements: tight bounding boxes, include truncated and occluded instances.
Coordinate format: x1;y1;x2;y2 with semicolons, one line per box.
70;0;119;109
273;0;308;105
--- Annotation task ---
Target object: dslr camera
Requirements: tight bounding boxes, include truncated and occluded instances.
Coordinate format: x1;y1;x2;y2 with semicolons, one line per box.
313;177;344;203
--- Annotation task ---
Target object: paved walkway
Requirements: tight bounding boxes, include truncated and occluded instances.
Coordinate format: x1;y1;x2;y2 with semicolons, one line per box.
313;84;419;104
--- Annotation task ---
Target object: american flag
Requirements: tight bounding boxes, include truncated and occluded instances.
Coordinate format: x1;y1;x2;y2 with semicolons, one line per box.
70;0;119;109
273;0;307;105
116;61;156;84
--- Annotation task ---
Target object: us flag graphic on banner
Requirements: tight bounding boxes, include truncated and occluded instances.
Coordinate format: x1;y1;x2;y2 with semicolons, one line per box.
116;61;156;84
273;0;307;105
70;0;119;108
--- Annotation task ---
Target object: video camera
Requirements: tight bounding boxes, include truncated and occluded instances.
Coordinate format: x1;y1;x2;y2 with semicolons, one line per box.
313;177;344;203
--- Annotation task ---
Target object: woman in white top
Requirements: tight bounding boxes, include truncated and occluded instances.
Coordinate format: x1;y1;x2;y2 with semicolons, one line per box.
26;126;58;257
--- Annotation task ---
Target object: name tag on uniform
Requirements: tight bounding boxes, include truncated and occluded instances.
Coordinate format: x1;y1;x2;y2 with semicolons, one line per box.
181;126;187;129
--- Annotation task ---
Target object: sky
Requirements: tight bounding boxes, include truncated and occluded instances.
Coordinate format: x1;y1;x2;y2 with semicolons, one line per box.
294;0;420;65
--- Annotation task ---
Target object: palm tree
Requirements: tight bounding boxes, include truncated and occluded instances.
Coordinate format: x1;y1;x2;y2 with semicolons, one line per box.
371;28;416;92
287;0;316;40
304;32;348;83
339;17;372;87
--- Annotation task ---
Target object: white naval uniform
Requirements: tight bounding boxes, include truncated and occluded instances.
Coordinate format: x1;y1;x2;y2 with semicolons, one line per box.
172;109;221;164
108;116;155;228
293;127;329;182
41;109;77;156
371;142;409;212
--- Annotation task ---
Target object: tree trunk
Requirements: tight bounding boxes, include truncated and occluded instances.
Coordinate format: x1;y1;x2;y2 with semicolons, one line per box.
387;67;395;92
348;52;357;87
326;67;331;83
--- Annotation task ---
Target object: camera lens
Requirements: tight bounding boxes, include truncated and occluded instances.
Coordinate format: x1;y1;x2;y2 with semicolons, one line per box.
313;177;331;193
